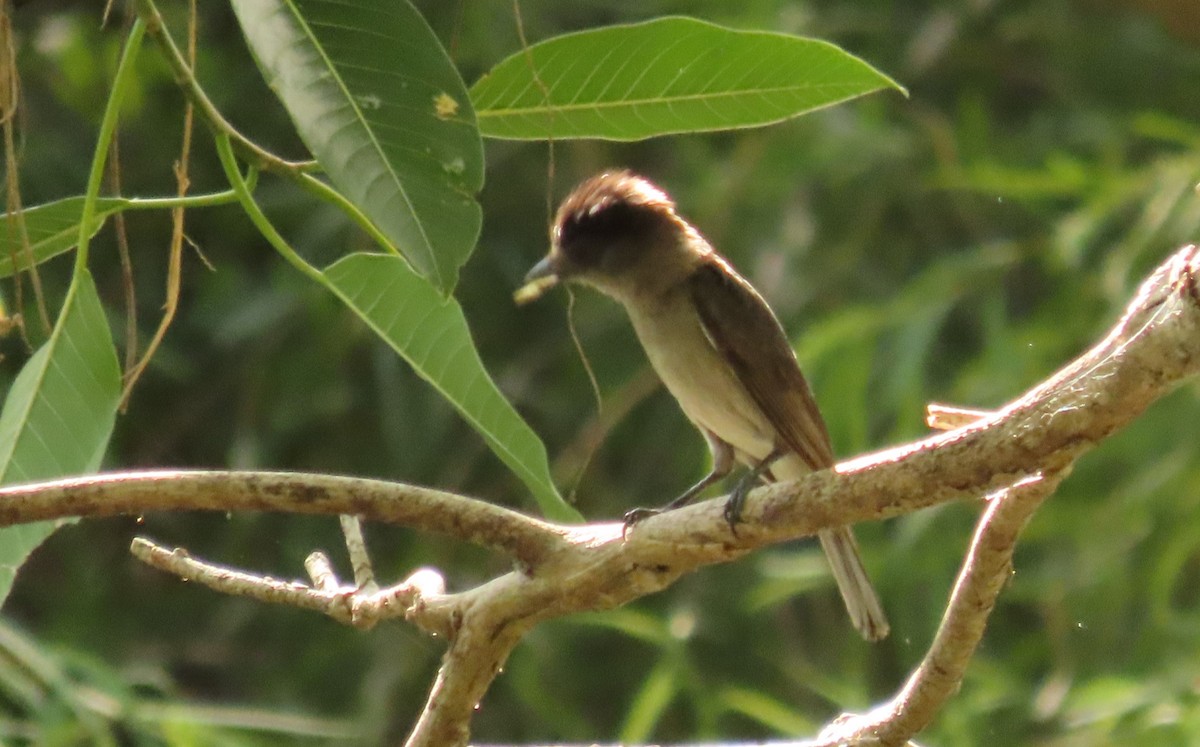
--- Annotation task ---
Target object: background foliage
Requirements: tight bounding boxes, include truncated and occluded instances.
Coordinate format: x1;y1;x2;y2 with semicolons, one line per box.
2;0;1200;745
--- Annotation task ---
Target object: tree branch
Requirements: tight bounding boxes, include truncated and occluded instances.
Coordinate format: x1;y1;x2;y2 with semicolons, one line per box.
0;471;569;569
129;538;453;635
815;471;1065;746
1;245;1197;746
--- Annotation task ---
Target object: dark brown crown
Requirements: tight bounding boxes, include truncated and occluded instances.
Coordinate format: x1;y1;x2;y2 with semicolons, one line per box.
552;171;678;269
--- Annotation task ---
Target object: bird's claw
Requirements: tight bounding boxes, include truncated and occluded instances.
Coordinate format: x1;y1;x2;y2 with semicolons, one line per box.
622;507;662;539
723;490;746;536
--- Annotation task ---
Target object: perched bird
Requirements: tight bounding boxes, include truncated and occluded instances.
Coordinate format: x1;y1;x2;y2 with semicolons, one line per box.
516;171;888;641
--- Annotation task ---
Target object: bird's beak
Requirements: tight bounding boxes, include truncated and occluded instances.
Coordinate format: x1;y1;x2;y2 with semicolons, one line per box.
514;255;561;305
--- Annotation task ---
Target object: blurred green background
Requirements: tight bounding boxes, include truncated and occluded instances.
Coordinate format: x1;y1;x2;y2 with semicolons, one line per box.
3;0;1200;744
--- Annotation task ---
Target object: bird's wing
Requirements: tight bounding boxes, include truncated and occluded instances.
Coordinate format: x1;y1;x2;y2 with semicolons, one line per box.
687;257;835;470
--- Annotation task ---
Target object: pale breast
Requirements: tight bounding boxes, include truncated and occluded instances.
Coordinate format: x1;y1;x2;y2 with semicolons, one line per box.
626;288;777;465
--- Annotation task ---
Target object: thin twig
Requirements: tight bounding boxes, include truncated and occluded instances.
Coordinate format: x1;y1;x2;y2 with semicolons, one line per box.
120;0;197;408
130;538;451;634
107;137;139;382
305;551;340;592
1;2;50;337
339;514;378;592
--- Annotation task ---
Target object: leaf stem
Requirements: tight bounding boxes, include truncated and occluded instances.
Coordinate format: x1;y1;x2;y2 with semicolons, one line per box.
296;174;402;257
120;178;256;211
76;18;145;275
134;0;307;176
214;134;324;284
134;0;400;259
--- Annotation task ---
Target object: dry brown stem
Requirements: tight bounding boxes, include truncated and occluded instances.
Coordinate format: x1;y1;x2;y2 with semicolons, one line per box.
1;245;1198;746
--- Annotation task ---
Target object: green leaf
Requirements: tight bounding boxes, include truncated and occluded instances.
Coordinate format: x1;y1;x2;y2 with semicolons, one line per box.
231;0;484;294
322;253;579;522
0;197;128;278
0;270;122;605
470;16;904;141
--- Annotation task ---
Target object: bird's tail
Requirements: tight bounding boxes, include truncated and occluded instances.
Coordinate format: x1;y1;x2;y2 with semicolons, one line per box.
818;526;890;642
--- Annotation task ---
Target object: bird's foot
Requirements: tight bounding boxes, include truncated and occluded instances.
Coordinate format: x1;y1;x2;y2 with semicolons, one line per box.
721;500;742;537
722;475;757;535
621;507;663;538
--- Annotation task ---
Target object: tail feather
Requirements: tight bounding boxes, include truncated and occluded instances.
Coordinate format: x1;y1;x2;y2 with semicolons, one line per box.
818;527;889;642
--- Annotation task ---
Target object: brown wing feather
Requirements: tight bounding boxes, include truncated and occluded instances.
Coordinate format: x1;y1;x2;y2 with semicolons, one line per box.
688;257;835;470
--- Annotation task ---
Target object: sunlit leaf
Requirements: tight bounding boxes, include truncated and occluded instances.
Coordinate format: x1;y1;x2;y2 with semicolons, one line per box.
471;17;903;141
232;0;484;293
322;253;578;521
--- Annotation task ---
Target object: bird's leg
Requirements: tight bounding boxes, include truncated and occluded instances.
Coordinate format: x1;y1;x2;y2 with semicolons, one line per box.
623;432;734;532
722;446;785;530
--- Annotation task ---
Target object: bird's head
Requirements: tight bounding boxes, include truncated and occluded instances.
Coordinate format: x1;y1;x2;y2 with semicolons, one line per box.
516;171;706;305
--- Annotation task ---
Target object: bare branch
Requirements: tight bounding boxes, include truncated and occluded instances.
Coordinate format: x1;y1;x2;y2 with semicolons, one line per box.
0;471;569;568
305;551;341;592
339;515;379;592
815;471;1065;746
1;245;1198;746
131;537;453;636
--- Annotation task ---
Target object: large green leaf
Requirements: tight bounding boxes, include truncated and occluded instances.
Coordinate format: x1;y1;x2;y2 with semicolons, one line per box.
323;253;578;522
231;0;484;294
471;17;903;141
0;270;122;605
0;197;128;278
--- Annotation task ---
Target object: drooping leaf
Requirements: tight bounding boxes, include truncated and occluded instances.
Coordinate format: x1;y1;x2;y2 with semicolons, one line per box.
231;0;484;293
323;253;578;522
470;17;904;141
0;197;128;278
0;270;121;605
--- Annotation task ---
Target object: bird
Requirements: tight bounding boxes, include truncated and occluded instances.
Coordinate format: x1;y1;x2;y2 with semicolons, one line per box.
516;170;889;641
